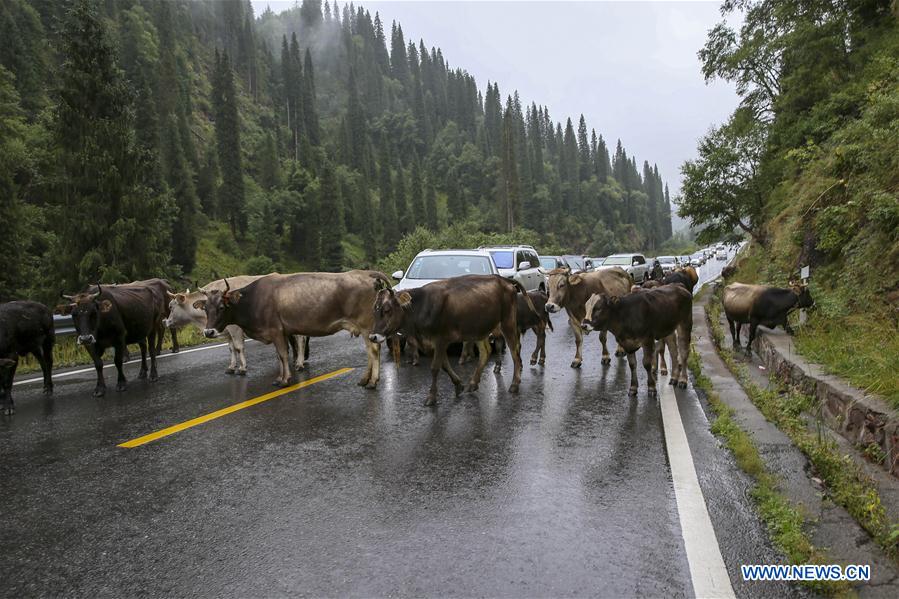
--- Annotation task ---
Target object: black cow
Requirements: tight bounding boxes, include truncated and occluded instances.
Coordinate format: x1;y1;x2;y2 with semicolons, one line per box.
64;285;163;396
661;266;698;292
0;301;55;415
722;282;814;355
581;285;693;395
84;278;180;354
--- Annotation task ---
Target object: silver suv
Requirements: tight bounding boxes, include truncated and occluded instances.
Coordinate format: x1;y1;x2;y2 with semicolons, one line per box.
392;249;498;291
599;253;651;282
480;245;546;292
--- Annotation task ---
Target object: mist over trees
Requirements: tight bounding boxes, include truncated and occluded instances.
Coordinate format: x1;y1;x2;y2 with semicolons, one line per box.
0;0;673;302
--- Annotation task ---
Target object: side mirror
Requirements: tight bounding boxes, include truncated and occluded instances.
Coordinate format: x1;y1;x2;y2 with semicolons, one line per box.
391;270;404;281
518;261;530;271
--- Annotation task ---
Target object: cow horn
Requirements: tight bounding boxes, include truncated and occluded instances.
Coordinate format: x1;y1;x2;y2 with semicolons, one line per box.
60;291;74;300
224;278;230;292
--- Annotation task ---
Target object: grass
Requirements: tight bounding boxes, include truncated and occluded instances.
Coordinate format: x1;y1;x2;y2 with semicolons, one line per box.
707;292;899;563
687;347;844;594
16;326;212;375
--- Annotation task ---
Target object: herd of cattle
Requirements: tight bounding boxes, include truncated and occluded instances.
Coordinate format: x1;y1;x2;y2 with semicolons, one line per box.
0;259;814;414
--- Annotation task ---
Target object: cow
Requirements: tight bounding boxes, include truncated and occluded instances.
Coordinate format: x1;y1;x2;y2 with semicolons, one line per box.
83;279;180;354
459;289;554;368
369;275;537;406
581;284;693;395
199;270;391;388
545;266;632;368
164;275;308;375
64;284;163;397
662;266;698;292
722;282;814;355
0;301;55;415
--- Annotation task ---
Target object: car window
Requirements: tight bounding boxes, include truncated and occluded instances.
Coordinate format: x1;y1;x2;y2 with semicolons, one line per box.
489;250;514;269
539;257;557;270
407;255;493;279
602;256;631;266
528;252;540;268
634;255;645;265
658;256;675;263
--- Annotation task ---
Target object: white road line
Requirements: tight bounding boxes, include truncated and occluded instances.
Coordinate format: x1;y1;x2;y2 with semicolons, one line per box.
13;342;230;387
659;378;735;599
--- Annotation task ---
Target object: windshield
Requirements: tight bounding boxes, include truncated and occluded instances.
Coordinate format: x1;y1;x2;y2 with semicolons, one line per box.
489;251;514;269
563;256;585;269
539;257;557;270
602;256;632;266
406;255;493;279
658;256;675;263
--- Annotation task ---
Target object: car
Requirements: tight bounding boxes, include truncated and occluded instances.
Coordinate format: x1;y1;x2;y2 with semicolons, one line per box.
539;255;565;271
480;245;546;292
598;253;651;282
655;255;679;274
716;248;728;261
392;248;498;291
690;253;704;267
678;255;692;267
591;257;607;267
561;255;591;273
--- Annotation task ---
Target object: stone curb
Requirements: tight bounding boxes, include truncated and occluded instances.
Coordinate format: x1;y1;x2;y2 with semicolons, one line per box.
751;328;899;479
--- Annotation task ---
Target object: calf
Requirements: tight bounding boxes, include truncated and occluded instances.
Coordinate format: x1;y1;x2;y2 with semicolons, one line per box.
164;275;308;375
65;284;163;396
723;282;814;355
0;301;55;415
369;275;537;406
545;267;632;367
200;270;390;388
581;285;693;395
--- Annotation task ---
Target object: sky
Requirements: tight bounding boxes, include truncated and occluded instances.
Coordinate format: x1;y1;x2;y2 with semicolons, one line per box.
251;1;741;230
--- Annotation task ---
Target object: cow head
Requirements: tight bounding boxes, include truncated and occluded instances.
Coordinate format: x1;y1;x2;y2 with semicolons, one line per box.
199;280;242;338
546;268;583;313
580;294;619;332
164;289;206;329
369;288;411;343
789;281;815;309
66;287;114;346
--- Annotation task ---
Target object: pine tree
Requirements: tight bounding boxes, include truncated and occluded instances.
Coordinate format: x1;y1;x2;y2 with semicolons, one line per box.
425;176;438;230
258;132;281;190
410;157;425;225
319;161;345;271
212;49;247;236
52;0;172;288
302;49;320;145
378;144;398;250
395;163;411;234
577;115;590;181
499;106;521;231
162;114;198;272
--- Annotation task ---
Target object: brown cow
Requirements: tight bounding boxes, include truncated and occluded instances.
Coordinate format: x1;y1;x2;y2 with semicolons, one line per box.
723;282;814;354
545;267;631;368
199;270;391;388
369;275;537;406
81;279;180;354
582;284;693;395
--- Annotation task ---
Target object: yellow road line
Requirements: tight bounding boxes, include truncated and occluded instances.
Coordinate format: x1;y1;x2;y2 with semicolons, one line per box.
118;367;355;448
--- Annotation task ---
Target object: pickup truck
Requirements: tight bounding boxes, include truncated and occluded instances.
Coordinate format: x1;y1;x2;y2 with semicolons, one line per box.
598;253;651;282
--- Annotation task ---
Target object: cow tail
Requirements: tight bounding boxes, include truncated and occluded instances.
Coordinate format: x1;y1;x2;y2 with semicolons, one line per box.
510;280;540;317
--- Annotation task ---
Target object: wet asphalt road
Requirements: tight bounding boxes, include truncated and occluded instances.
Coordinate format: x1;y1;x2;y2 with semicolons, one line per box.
1;253;800;598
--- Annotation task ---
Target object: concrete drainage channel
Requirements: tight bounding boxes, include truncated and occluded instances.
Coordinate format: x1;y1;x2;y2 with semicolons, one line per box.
751;330;899;480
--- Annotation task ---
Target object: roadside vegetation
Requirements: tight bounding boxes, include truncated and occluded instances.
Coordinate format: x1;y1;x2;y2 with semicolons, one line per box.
705;291;899;563
680;1;899;407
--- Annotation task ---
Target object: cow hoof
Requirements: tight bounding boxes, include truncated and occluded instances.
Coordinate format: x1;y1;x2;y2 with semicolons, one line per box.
493;365;502;373
295;364;305;371
237;370;247;377
171;348;180;354
454;382;464;397
509;383;520;394
424;395;437;407
661;369;668;376
678;381;688;389
465;383;478;393
138;370;147;380
570;360;582;369
529;359;537;366
273;380;290;388
357;378;370;387
365;381;378;390
669;378;677;386
615;350;626;358
43;386;53;396
225;368;236;375
116;383;127;392
149;372;158;382
2;406;14;415
648;388;658;398
628;388;638;397
93;387;105;398
600;356;611;365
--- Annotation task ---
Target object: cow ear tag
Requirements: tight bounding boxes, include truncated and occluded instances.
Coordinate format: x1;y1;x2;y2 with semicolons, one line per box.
192;300;206;310
228;291;242;304
397;292;412;308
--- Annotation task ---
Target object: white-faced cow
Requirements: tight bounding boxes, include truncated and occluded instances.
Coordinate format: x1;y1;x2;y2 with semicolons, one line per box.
545;267;632;368
164;275;308;376
199;270;391;388
582;284;693;395
0;301;55;415
369;275;537;406
723;282;814;355
65;284;163;397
